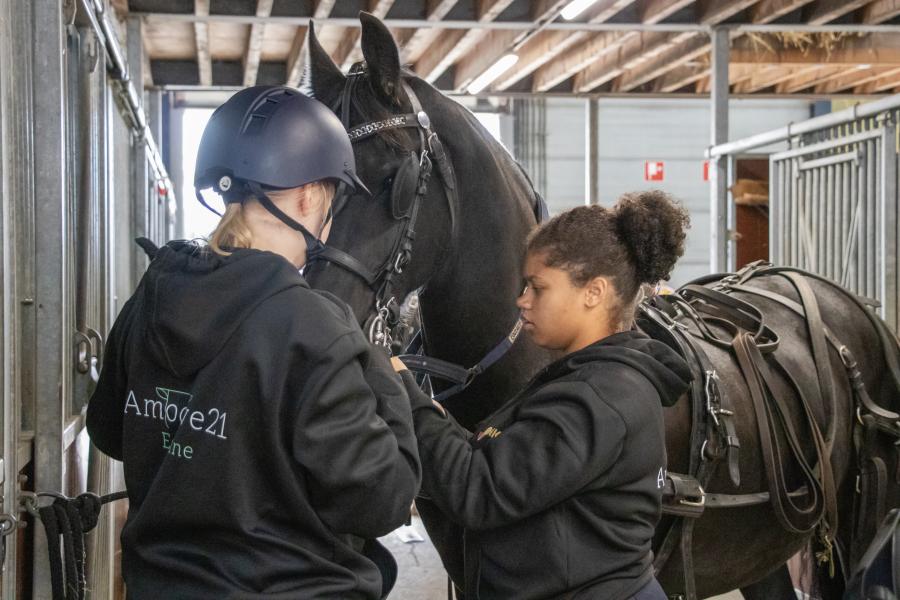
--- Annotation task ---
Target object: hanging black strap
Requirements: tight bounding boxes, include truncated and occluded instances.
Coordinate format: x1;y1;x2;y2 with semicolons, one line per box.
35;491;129;600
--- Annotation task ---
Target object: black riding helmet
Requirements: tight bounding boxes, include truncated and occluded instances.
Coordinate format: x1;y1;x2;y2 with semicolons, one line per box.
194;85;370;245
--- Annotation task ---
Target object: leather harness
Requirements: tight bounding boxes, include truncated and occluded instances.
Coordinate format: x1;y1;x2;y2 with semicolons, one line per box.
639;261;900;600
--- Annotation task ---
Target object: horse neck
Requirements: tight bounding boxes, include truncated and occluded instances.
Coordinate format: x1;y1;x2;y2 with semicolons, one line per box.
416;101;551;427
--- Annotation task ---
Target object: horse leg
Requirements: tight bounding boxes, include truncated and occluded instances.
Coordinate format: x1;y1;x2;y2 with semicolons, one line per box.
740;563;795;600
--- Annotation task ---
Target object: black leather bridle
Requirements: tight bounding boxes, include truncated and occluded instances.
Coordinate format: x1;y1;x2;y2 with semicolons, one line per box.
308;62;459;350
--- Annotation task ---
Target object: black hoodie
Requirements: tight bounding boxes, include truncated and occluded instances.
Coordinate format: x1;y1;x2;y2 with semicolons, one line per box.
86;241;420;599
401;330;691;600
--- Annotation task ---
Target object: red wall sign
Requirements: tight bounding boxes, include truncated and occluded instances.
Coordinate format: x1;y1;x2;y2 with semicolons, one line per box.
703;160;710;182
644;161;664;181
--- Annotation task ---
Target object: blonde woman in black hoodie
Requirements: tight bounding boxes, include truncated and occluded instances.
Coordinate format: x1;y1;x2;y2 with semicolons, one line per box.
87;86;420;599
393;191;692;600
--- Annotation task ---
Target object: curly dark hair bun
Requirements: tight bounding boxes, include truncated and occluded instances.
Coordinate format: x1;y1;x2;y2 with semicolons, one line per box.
614;190;690;284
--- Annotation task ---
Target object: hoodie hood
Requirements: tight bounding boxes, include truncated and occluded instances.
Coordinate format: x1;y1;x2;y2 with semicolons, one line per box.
540;330;692;407
135;241;305;378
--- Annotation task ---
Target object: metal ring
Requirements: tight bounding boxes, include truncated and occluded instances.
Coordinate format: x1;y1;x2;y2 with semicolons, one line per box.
0;514;18;536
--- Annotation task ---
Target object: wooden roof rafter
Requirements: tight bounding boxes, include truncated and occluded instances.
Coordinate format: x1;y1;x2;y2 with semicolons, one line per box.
243;0;274;87
194;0;211;87
414;0;517;83
285;0;336;88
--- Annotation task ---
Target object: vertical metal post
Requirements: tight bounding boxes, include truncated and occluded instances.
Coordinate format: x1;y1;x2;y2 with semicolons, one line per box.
31;0;68;594
169;103;186;240
0;0;27;592
879;123;897;329
128;16;148;287
710;27;729;271
586;98;600;206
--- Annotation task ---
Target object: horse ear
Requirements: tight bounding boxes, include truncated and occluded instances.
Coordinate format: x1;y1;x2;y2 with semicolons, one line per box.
303;22;345;106
359;12;402;103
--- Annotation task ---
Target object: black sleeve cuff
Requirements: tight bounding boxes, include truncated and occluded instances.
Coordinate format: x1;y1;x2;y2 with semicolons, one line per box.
399;370;446;416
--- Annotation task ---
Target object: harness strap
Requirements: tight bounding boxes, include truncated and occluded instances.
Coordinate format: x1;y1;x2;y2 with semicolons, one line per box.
734;332;827;534
728;282;900;436
782;272;837;451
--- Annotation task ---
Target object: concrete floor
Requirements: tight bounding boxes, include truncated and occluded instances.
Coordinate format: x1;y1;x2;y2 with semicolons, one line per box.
379;517;745;600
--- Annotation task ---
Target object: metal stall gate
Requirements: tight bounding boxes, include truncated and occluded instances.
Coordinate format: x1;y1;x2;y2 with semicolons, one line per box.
0;0;175;596
708;96;900;333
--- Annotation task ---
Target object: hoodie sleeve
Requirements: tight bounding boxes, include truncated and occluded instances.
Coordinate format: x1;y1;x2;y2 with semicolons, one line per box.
401;372;625;531
291;327;421;538
86;296;139;461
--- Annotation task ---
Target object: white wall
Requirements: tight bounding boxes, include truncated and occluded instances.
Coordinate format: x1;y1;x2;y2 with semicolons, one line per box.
540;98;813;285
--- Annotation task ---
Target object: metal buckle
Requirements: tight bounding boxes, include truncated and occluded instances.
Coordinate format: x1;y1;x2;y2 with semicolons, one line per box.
678;485;706;508
704;369;721;427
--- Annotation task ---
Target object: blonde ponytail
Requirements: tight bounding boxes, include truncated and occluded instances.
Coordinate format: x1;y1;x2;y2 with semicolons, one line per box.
208;203;253;256
206;180;337;256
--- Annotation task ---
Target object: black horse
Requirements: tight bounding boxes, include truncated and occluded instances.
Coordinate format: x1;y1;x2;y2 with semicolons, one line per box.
302;13;900;599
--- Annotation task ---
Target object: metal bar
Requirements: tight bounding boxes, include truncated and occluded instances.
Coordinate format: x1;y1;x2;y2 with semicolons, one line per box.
858;153;868;294
709;94;900;158
881;121;900;333
772;129;883;161
811;166;819;272
867;137;877;298
769;157;781;263
837;159;847;285
586;98;599;206
798;149;859;170
32;0;68;594
710;27;729;272
825;165;834;278
133;12;900;33
128;17;150;286
791;158;800;266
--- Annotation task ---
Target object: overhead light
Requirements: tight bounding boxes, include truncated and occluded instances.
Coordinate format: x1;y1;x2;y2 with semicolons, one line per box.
561;0;600;20
468;54;519;94
857;63;871;70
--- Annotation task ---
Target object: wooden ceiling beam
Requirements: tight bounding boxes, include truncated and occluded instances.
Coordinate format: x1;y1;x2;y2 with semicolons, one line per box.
730;33;900;65
808;0;873;24
413;0;516;83
606;32;708;92
242;0;274;87
855;67;900;92
452;0;568;91
698;0;762;24
775;65;845;93
638;0;696;24
195;0;212;87
285;0;335;87
749;0;817;23
596;0;759;93
732;64;807;92
493;0;640;91
339;0;395;71
863;0;900;23
534;30;642;91
653;64;708;92
400;0;459;64
815;65;900;93
529;0;695;93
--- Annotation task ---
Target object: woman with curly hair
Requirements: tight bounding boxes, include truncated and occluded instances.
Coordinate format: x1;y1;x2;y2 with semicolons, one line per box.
394;191;693;600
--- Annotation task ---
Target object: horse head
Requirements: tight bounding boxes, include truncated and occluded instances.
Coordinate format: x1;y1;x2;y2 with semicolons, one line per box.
303;13;550;429
301;14;454;345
